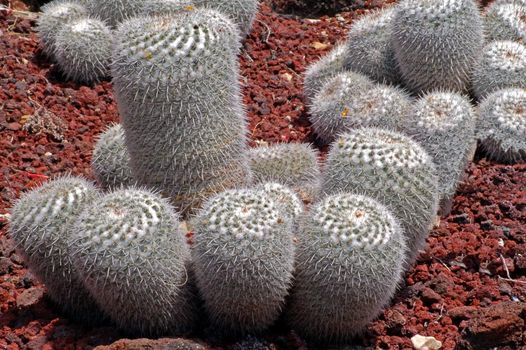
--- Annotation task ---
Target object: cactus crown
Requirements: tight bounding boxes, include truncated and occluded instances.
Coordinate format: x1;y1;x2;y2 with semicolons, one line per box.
310;194;397;249
197;189;283;240
412;91;473;130
485;40;526;69
257;182;303;220
484;3;526;42
351;6;394;32
398;0;467;23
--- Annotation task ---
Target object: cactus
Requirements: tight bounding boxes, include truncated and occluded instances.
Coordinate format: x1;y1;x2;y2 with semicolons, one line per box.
344;7;400;84
191;189;295;334
193;0;260;38
399;92;476;216
392;0;484;94
303;43;350;103
112;10;251;216
309;73;410;144
256;182;304;222
321;128;439;266
140;0;195;16
473;40;526;99
8;176;103;323
54;17;113;83
87;0;148;27
91;123;134;189
477;88;526;163
287;193;407;343
70;188;197;336
248;142;321;202
36;0;89;58
484;3;526;44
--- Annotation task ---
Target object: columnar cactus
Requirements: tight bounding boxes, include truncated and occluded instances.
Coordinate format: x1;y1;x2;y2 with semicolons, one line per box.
473;40;526;99
392;0;484;94
484;3;526;44
344;7;400;84
310;74;410;144
399;92;476;216
54;18;113;83
91;124;133;189
287;193;407;343
303;44;350;103
112;10;251;216
248;142;321;202
141;0;195;16
8;176;103;323
70;188;197;336
87;0;148;27
36;0;89;57
321;128;439;266
256;182;304;222
193;0;260;38
477;88;526;163
191;189;295;334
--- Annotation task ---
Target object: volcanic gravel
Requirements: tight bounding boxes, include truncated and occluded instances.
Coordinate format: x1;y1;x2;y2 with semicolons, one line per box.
1;1;526;349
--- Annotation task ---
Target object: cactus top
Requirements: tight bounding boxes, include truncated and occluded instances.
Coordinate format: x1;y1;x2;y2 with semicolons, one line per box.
41;0;86;18
309;194;398;249
484;40;526;70
485;3;526;39
412;92;472;130
332;128;432;170
397;0;472;22
196;189;284;240
350;6;395;33
480;88;526;135
258;182;303;220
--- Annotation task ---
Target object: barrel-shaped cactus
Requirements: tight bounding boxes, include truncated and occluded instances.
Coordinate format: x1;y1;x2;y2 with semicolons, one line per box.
87;0;148;27
321;128;439;266
473;40;526;99
344;7;400;84
484;3;526;44
193;0;260;38
477;88;526;163
191;189;294;334
91;124;133;189
399;92;476;216
310;74;410;144
54;17;113;83
392;0;484;94
112;10;251;216
70;188;197;336
287;193;407;343
9;176;103;323
256;182;304;222
140;0;195;16
36;0;89;57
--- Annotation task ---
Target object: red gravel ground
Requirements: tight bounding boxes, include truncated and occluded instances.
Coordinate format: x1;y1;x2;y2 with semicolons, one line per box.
1;1;526;349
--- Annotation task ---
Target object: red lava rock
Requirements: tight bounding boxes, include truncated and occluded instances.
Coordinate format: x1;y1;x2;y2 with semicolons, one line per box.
15;286;44;308
456;302;526;350
93;338;209;350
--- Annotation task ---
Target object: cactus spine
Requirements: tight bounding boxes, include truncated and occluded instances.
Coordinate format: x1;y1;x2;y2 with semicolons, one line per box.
191;189;294;334
70;188;197;336
193;0;260;38
477;88;526;163
91;124;134;189
112;10;251;216
392;0;484;93
473;40;526;99
140;0;195;16
399;92;476;216
287;193;406;343
321;128;439;266
484;3;526;44
8;176;103;323
54;17;113;83
87;0;148;27
256;182;304;222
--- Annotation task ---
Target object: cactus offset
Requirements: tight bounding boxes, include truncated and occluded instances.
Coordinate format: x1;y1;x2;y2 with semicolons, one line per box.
287;193;406;343
321;128;439;266
191;189;294;334
70;188;197;336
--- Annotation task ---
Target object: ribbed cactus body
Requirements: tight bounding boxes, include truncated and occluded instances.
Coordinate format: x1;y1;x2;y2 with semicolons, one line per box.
287;193;406;343
303;44;350;103
248;143;321;202
87;0;147;27
344;7;400;84
9;176;102;323
473;40;526;99
477;88;526;163
36;0;89;58
392;0;484;93
193;0;260;37
71;188;197;336
54;18;113;83
91;124;134;189
400;92;476;216
321;128;439;266
140;0;195;16
484;3;526;44
310;73;410;144
112;10;251;216
191;189;294;334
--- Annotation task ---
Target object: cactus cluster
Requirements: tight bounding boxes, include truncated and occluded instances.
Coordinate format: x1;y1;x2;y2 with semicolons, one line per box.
484;3;526;44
